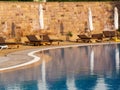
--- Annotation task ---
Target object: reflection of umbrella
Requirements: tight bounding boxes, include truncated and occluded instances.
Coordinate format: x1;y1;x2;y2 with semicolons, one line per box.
66;74;77;90
88;8;93;31
114;7;119;30
115;45;119;73
95;78;107;90
39;4;44;29
38;59;48;90
42;59;46;82
90;47;94;75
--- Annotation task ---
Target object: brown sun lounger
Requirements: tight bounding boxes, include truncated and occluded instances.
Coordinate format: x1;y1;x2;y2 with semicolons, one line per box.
0;37;20;48
26;35;45;46
92;33;103;42
42;34;63;45
103;31;116;40
76;35;91;43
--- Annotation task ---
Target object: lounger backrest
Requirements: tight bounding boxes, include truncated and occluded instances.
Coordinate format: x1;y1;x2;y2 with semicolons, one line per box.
42;35;50;41
109;31;115;37
26;35;38;41
92;33;103;39
103;31;115;37
48;35;59;40
21;37;29;43
0;37;5;44
78;35;91;39
103;31;109;37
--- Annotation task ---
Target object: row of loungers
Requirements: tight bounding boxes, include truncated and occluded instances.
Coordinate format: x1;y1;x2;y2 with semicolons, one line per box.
0;30;119;49
0;37;20;49
76;31;118;43
0;34;63;49
26;35;63;46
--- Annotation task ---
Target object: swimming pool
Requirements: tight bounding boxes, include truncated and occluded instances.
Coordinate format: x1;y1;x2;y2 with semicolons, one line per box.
0;43;120;90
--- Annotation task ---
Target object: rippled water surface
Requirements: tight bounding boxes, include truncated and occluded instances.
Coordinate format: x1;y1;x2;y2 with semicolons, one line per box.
0;44;120;90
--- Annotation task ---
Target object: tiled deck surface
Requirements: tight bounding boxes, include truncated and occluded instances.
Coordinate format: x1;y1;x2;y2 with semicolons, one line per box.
0;48;38;68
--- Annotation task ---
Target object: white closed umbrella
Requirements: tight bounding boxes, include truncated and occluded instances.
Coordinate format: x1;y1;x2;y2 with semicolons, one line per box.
114;7;119;30
39;4;44;29
88;8;93;31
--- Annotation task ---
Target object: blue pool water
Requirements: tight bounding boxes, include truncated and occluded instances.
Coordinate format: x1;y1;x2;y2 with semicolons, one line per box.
0;44;120;90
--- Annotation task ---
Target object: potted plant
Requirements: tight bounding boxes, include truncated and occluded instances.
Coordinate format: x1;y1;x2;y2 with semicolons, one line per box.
66;31;73;41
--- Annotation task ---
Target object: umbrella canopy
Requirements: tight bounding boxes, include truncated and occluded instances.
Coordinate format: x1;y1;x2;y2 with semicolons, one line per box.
114;7;119;30
88;8;93;31
39;4;44;29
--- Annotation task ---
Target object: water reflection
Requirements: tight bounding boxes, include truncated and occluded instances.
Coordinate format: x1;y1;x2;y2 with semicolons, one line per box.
38;58;48;90
66;74;77;90
90;46;94;75
75;75;97;90
95;78;107;90
115;44;120;74
94;45;116;76
0;44;119;90
20;80;38;90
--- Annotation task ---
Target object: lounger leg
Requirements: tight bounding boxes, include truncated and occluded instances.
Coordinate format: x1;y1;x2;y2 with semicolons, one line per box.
50;41;52;45
17;45;19;48
34;43;36;46
76;39;78;42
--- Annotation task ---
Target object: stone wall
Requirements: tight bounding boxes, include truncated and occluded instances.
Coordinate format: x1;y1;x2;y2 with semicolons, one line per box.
0;1;119;38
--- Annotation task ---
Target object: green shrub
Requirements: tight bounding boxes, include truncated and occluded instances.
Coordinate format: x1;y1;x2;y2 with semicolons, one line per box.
67;31;73;37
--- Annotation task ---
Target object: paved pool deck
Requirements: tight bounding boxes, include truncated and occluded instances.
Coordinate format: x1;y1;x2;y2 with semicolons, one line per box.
0;42;119;72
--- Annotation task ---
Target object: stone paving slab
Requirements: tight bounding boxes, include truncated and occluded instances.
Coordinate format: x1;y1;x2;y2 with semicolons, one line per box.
0;48;39;68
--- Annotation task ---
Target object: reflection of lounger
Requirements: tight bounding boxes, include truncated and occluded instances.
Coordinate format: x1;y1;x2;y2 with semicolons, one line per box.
76;35;91;43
